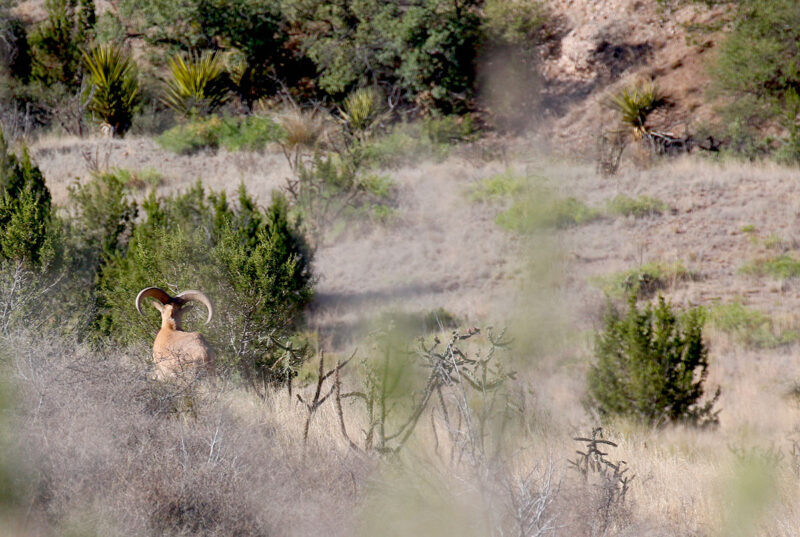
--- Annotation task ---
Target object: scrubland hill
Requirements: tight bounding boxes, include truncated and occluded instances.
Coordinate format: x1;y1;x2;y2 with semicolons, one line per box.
4;1;800;537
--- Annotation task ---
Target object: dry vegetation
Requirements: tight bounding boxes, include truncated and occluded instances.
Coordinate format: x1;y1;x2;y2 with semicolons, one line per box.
6;0;800;536
5;139;800;536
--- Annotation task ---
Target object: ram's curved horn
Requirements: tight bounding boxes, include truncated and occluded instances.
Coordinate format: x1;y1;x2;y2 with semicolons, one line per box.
176;290;214;324
136;287;172;315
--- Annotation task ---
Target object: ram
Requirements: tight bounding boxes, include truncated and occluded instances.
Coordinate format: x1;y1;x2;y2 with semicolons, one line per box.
135;287;216;380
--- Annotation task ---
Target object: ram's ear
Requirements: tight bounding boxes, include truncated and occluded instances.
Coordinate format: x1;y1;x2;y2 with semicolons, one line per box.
151;300;164;313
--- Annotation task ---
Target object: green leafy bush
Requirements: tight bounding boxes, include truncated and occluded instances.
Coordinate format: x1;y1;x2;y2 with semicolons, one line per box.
712;0;800;160
470;169;527;202
0;130;53;266
740;254;800;279
706;301;799;348
157;115;285;154
96;184;313;390
28;0;95;87
586;296;720;427
497;191;599;232
82;44;140;136
422;114;478;144
606;194;667;217
593;261;693;299
285;0;482;113
163;51;229;117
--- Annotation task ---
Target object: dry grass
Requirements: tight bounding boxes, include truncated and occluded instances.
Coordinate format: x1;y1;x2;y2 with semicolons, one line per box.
12;133;800;536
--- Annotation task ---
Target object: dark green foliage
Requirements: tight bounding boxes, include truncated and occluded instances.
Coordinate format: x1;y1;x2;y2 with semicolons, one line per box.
0;130;53;266
713;0;800;160
67;171;137;268
28;0;96;87
586;296;719;427
96;183;313;388
0;14;32;82
286;0;483;113
117;0;309;106
156;115;286;154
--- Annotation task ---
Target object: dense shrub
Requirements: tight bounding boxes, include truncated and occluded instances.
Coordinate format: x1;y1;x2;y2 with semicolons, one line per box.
713;0;800;159
586;296;719;427
0;129;53;266
286;0;483;113
157;115;285;154
28;0;95;87
95;184;313;390
116;0;309;106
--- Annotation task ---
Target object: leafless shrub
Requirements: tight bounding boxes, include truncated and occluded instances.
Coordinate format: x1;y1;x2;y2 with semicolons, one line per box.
596;130;627;177
7;330;367;537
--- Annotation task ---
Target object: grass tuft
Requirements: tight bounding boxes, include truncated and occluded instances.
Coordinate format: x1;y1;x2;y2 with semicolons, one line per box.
740;254;800;279
606;194;667;218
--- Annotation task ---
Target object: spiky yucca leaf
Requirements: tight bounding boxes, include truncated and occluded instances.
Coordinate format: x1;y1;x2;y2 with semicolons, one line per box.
608;82;662;140
83;45;140;137
339;87;382;132
163;52;229;117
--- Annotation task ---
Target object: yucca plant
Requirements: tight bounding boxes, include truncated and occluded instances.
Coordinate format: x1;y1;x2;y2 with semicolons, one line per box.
163;52;229;117
339;87;383;134
608;82;662;140
82;45;139;137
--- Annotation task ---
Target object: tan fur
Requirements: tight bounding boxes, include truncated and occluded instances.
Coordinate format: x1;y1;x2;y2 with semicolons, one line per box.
152;304;216;380
136;288;216;381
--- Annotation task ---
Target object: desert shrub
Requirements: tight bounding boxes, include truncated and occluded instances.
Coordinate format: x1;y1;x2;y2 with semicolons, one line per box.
706;301;799;348
163;51;229;117
284;0;482;113
593;261;693;299
82;44;140;136
287;152;394;244
470;169;527;202
96;183;313;391
740;254;800;279
497;191;599;232
586;296;720;427
27;0;96;88
606;194;667;217
421;114;478;144
219;115;286;151
117;0;307;107
157;115;285;154
712;0;800;160
358;120;463;168
0;130;53;266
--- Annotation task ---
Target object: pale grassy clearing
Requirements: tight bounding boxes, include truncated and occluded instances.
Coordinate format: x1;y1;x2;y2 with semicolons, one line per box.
10;135;800;536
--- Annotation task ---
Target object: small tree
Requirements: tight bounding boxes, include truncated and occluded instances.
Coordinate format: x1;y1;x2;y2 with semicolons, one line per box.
0;129;53;266
95;184;313;393
586;296;720;427
28;0;96;87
